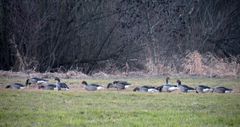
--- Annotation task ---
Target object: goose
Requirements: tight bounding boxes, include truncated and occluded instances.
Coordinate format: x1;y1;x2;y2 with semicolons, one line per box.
212;86;233;93
176;80;195;93
159;77;178;92
54;77;69;91
25;77;48;86
5;83;25;89
38;84;56;90
82;81;104;91
195;85;212;93
113;81;131;88
133;86;159;93
107;81;131;90
107;83;126;90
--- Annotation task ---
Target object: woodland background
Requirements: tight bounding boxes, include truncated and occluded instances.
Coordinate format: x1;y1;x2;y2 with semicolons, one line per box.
0;0;240;76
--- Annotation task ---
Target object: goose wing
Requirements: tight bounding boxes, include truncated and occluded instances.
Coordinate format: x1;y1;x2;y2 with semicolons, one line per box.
182;84;194;90
198;85;211;89
59;83;69;89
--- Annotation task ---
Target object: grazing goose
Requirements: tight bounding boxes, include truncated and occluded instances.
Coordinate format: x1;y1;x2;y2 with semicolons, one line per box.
176;80;195;93
113;81;131;88
54;77;69;91
107;81;131;90
25;77;48;86
159;77;178;92
195;85;212;93
212;86;233;93
82;81;104;91
5;83;25;89
38;84;56;90
133;86;159;93
107;83;125;90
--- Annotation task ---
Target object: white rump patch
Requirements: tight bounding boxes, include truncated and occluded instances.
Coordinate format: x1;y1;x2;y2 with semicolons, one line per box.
20;87;25;89
97;86;104;90
169;87;178;91
225;90;232;93
125;85;130;88
148;89;159;93
203;88;210;92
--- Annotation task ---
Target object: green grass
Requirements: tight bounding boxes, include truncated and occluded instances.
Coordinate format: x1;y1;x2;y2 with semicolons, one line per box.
0;76;240;127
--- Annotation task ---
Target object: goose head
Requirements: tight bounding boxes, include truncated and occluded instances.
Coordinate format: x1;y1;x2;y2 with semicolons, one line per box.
166;77;170;84
113;81;118;84
107;83;113;88
25;79;30;86
82;81;88;86
55;77;61;82
176;80;181;86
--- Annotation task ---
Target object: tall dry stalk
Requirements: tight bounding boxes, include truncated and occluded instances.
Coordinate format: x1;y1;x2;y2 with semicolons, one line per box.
183;51;206;75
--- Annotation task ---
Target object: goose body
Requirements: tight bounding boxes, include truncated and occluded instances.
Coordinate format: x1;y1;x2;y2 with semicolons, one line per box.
212;86;232;93
177;80;195;93
38;84;56;90
26;77;48;86
54;77;69;91
5;83;25;89
133;87;147;92
82;81;104;91
147;88;159;93
57;82;69;90
160;77;178;92
113;81;131;88
113;81;131;86
195;85;212;93
161;84;179;92
133;86;159;93
107;81;131;90
107;83;125;90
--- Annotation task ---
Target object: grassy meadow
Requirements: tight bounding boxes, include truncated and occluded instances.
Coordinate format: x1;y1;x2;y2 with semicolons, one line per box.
0;76;240;127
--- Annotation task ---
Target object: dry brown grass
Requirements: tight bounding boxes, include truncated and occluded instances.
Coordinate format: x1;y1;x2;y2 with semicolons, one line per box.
145;59;176;75
183;51;206;75
1;51;239;78
183;51;240;77
0;70;89;79
145;51;240;77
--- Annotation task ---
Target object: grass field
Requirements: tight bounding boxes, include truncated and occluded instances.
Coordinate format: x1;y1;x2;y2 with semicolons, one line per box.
0;76;240;127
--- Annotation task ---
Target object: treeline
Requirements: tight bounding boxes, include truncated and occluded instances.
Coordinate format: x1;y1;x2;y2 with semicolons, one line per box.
0;0;240;74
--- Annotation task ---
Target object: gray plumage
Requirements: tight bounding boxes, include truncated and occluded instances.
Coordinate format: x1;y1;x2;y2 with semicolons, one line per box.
25;77;48;86
55;77;69;91
133;86;159;93
107;81;131;90
113;81;131;86
212;86;233;93
195;85;212;93
82;81;104;91
177;80;195;93
160;77;178;92
107;83;125;90
38;84;56;90
5;83;25;89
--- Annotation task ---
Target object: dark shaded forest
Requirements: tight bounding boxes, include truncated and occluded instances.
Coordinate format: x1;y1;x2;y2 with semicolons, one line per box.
0;0;240;75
